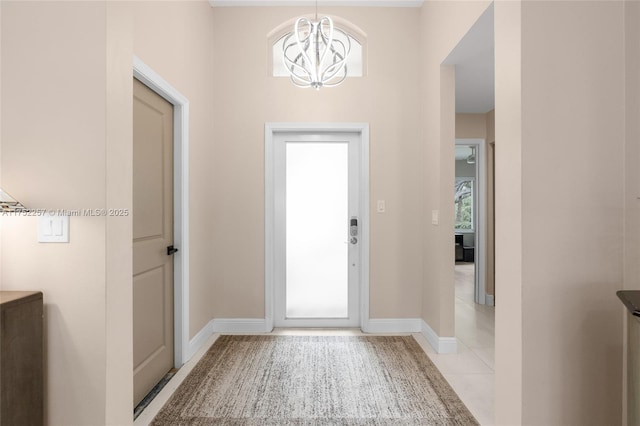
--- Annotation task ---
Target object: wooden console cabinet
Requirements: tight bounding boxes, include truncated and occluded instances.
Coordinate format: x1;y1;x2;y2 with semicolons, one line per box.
0;291;43;426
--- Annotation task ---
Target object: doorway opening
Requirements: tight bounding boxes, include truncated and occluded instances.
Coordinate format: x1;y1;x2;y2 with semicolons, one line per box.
455;138;487;305
265;123;370;330
442;2;495;422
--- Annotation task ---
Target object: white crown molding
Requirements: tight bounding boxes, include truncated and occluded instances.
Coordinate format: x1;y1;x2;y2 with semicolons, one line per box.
209;0;423;7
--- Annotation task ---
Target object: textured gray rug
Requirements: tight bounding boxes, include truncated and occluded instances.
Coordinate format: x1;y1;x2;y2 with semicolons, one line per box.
151;335;478;425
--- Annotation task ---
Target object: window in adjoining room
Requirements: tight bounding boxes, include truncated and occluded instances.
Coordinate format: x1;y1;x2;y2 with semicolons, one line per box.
455;178;474;231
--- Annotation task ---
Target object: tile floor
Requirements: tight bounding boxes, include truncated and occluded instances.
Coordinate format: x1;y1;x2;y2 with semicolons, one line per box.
417;262;495;425
135;263;495;425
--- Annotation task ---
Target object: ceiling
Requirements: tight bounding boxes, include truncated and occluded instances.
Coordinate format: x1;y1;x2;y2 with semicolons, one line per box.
443;4;495;114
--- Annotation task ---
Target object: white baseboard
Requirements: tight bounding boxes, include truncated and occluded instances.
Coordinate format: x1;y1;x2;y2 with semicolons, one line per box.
185;317;458;362
421;320;457;354
184;318;269;363
212;318;270;333
486;294;495;306
364;318;422;334
186;319;215;361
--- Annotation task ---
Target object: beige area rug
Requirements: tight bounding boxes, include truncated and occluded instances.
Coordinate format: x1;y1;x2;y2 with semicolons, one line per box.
151;335;479;425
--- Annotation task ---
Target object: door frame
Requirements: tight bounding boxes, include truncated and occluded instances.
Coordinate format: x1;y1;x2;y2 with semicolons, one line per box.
133;56;190;366
265;123;370;331
455;138;487;305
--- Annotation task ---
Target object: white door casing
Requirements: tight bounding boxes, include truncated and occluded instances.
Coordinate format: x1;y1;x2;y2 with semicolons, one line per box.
455;138;487;305
275;132;359;327
133;57;191;366
265;123;370;330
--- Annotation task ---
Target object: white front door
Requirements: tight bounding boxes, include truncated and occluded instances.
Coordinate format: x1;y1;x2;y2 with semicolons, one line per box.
273;131;364;327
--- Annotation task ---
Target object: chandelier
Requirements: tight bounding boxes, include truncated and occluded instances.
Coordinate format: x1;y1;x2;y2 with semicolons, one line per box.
282;9;351;90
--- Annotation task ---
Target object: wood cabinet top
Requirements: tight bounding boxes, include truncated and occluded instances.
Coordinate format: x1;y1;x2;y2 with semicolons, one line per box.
0;291;43;307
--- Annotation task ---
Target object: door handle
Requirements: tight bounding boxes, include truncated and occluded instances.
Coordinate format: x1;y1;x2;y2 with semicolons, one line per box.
167;245;179;256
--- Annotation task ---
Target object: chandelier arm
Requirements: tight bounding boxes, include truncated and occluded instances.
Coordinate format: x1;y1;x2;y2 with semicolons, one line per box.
323;65;347;86
283;45;313;81
294;18;316;81
318;28;350;82
290;76;314;88
287;63;313;82
320;62;345;82
319;26;350;51
340;28;352;55
286;55;315;87
283;62;311;82
283;31;316;84
316;17;335;77
320;40;348;81
329;29;351;61
321;67;348;87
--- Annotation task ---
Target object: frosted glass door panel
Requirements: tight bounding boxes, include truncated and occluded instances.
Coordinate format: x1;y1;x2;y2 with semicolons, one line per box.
286;142;348;318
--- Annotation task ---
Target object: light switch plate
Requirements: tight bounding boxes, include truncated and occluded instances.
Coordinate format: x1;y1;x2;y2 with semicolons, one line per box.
377;200;386;213
38;214;69;243
431;209;439;225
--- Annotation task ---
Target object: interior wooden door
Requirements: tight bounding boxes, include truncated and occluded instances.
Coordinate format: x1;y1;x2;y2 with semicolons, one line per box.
132;78;175;407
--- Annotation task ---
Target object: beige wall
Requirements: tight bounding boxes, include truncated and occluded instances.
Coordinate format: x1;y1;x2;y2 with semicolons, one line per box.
494;1;625;424
456;113;487;139
494;1;523;421
1;1;216;424
1;3;109;424
624;1;640;290
429;1;627;423
623;0;640;423
105;3;133;423
210;7;423;319
418;0;492;338
520;2;624;423
130;0;216;341
486;109;495;143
